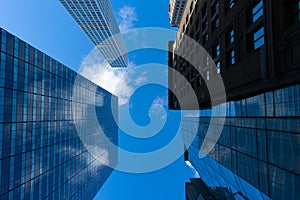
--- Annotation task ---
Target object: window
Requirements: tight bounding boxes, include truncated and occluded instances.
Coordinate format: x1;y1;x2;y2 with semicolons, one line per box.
211;0;219;16
226;0;236;11
202;3;207;19
216;61;221;74
1;30;7;53
0;53;6;87
202;20;208;31
213;43;221;58
42;54;46;69
216;44;220;56
14;38;19;57
211;0;220;31
213;43;221;73
34;49;38;66
253;27;265;49
227;49;235;66
202;27;208;44
202;3;208;44
252;0;263;23
230;50;235;64
227;29;235;44
213;18;220;31
13;58;18;90
247;1;264;52
206;70;210;80
24;63;28;92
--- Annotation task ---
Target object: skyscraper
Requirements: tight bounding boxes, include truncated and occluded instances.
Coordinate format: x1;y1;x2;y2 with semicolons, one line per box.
167;0;300;199
0;28;118;200
168;0;187;27
59;0;128;68
169;0;300;109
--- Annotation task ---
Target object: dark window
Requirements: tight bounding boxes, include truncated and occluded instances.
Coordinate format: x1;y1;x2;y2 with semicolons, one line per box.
226;0;236;11
202;3;208;44
211;0;220;31
202;20;208;31
202;3;207;19
211;1;219;16
202;31;209;44
212;18;220;31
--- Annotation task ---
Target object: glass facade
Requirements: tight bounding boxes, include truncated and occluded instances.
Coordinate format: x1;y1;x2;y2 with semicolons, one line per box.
59;0;127;68
182;84;300;200
0;28;118;200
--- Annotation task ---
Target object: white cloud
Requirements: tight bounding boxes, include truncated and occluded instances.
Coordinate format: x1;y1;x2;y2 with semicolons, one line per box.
79;50;147;106
118;6;138;32
152;96;168;106
135;76;148;85
149;96;168;120
77;6;140;106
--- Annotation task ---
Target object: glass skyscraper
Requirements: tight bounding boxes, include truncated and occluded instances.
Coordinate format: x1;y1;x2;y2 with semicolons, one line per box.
0;28;118;200
182;84;300;199
59;0;128;68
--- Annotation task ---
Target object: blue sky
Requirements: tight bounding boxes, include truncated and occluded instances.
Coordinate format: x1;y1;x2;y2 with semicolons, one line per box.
0;0;197;199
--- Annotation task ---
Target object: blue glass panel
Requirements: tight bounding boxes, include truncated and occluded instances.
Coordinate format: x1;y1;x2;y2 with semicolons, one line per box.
216;45;220;56
254;37;264;49
254;27;264;40
254;27;265;49
231;50;235;64
230;30;234;43
253;1;263;22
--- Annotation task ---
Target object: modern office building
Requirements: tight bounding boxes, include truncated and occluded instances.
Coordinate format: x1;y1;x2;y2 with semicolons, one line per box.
59;0;128;68
182;85;300;199
167;0;300;199
0;28;118;200
168;0;188;27
169;0;300;109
